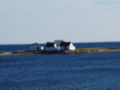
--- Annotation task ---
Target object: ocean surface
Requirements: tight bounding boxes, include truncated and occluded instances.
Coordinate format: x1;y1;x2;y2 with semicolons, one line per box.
0;42;120;90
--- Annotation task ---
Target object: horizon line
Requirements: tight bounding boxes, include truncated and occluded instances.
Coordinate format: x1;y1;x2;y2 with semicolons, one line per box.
0;40;120;45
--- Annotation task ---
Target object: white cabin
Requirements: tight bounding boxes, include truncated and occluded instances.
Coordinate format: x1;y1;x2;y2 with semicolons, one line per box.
68;43;76;51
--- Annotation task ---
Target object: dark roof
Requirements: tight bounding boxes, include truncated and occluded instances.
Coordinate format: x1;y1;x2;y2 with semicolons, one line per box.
46;41;72;47
54;40;65;45
32;43;39;46
60;42;71;46
54;40;65;43
46;42;54;47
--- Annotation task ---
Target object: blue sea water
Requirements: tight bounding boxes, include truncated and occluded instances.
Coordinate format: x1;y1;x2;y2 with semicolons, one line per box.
0;42;120;90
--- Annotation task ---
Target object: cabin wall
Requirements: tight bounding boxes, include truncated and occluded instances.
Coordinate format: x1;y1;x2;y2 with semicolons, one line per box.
68;43;76;51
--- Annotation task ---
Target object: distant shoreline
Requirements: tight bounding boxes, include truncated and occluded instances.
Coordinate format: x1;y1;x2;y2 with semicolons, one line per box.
1;41;120;45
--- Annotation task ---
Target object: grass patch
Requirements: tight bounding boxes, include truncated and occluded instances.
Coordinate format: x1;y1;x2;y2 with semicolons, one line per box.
12;50;36;54
0;52;4;54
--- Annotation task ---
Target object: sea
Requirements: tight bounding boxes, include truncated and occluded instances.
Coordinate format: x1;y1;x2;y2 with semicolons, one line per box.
0;42;120;90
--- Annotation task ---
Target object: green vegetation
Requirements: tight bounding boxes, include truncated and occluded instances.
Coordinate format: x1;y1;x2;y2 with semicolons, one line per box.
65;47;114;54
0;52;4;54
0;47;120;55
12;50;37;54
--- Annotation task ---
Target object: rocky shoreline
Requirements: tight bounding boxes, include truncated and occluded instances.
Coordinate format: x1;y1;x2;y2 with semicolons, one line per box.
0;47;120;56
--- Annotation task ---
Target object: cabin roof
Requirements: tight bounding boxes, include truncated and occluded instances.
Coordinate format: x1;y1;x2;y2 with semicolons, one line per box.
60;42;71;46
45;41;73;47
46;42;54;47
54;40;64;43
53;40;65;46
32;43;39;45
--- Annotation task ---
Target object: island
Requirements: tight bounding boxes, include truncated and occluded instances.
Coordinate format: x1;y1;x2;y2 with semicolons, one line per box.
0;47;120;56
0;40;120;56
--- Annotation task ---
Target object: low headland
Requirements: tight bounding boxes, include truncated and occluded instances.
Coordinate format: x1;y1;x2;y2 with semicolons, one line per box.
0;47;120;56
1;40;120;56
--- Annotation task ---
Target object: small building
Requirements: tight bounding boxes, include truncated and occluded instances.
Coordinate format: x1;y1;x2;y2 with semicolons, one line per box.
45;42;55;51
60;42;76;51
54;40;65;50
40;46;45;51
31;40;76;51
67;42;76;51
45;40;76;51
31;43;40;51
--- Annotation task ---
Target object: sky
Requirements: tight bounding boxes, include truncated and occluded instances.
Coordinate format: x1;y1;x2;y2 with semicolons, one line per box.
0;0;120;44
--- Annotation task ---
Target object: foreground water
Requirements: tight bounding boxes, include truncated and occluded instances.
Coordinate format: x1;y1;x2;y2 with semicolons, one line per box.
0;42;120;89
